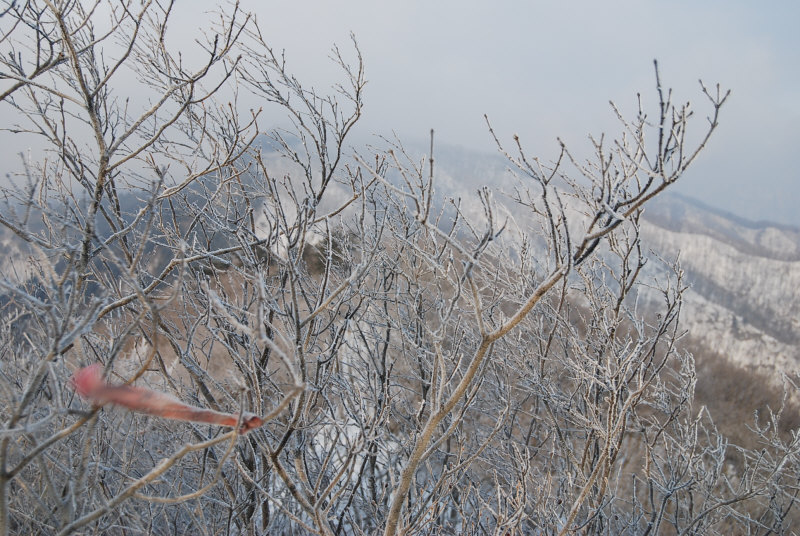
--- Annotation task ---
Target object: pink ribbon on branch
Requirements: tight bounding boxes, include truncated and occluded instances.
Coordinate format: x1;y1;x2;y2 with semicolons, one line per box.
71;363;264;434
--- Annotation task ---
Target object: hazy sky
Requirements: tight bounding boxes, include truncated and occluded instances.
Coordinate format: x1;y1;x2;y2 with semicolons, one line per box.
6;1;795;225
203;0;796;225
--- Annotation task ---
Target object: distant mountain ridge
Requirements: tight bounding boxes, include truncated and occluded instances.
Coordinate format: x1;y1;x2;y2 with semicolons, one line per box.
644;192;800;262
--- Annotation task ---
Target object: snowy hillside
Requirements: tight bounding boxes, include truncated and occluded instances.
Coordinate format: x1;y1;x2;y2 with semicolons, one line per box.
641;193;800;380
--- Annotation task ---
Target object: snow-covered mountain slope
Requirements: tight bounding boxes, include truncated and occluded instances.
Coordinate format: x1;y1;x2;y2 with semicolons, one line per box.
642;193;800;379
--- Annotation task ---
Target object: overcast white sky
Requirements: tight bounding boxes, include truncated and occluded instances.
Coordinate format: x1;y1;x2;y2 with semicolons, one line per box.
201;0;796;225
5;1;791;225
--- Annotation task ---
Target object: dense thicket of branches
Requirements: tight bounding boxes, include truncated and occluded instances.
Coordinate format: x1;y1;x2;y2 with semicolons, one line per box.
2;2;798;535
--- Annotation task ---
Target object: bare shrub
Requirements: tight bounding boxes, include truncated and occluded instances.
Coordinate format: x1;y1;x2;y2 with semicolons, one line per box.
3;2;798;535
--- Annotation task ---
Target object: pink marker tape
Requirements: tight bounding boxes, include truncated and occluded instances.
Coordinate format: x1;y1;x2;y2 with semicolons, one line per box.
71;364;263;434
